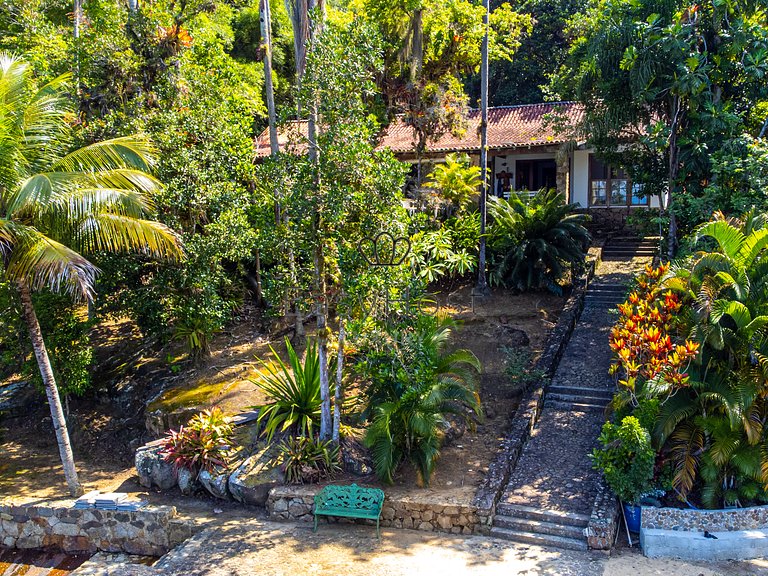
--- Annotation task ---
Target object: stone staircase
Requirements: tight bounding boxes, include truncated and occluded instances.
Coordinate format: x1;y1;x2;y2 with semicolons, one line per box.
600;236;658;261
544;384;614;413
583;282;626;308
491;504;590;551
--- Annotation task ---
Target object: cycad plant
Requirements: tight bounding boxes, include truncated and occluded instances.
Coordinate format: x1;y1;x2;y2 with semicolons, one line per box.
253;338;322;441
487;189;590;292
361;314;482;485
0;55;183;496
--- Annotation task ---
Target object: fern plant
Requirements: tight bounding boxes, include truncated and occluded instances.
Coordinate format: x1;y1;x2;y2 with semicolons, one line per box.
487;189;590;292
253;338;322;441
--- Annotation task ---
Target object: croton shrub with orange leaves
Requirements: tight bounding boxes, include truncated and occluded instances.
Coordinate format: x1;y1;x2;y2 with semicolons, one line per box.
609;263;699;402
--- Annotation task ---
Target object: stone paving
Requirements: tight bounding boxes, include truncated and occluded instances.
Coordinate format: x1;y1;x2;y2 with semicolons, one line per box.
499;256;649;517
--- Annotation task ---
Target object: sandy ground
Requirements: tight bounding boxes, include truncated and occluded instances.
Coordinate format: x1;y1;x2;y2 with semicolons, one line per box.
103;518;768;576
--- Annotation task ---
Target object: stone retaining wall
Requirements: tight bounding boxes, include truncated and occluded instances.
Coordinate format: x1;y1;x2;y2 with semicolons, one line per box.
641;504;768;532
640;503;768;560
471;259;597;525
0;501;197;556
585;477;620;550
267;486;488;534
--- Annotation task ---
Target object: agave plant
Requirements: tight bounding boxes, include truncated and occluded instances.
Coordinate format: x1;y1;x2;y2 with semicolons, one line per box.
362;314;482;485
253;338;323;441
487;189;590;292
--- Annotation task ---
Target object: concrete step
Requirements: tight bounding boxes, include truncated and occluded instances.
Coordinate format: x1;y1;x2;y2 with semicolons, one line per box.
489;527;588;551
543;400;607;412
548;385;614;400
547;392;613;405
495;504;590;528
493;515;585;539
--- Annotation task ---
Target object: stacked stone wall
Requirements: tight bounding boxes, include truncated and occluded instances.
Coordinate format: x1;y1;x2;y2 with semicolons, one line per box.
0;502;198;556
266;486;489;534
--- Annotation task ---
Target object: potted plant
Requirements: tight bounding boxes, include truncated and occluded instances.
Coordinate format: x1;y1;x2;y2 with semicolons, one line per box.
590;416;655;532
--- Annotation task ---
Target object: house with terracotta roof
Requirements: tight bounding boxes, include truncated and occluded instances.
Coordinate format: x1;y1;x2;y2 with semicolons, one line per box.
254;102;660;226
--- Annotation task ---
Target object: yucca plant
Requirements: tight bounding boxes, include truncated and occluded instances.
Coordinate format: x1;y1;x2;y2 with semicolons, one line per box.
253;338;323;441
0;55;183;496
487;189;590;292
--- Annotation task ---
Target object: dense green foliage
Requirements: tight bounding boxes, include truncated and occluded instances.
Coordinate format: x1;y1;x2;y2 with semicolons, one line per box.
556;0;768;252
608;212;768;507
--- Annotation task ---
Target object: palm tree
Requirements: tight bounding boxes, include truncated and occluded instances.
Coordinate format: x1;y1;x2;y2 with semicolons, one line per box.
0;54;183;496
364;315;482;485
657;211;768;507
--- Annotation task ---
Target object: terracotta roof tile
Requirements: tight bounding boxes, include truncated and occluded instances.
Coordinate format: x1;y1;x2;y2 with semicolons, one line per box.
254;102;584;158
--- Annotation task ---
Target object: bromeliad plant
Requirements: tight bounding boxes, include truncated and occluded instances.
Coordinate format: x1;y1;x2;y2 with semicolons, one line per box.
161;408;234;473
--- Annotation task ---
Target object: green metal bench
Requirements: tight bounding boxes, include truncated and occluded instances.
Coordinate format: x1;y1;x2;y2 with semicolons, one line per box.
313;483;385;538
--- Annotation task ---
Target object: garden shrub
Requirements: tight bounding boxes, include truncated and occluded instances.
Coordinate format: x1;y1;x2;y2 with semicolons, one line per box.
591;416;655;504
356;314;482;485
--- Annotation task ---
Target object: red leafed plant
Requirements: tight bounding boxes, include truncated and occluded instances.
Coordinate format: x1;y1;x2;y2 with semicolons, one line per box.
609;263;699;405
160;408;234;473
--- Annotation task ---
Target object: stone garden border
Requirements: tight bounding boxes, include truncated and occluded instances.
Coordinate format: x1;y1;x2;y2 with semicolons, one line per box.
640;505;768;560
0;501;199;556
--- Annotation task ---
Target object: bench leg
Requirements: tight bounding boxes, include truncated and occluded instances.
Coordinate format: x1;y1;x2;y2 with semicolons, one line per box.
314;514;318;533
376;518;380;541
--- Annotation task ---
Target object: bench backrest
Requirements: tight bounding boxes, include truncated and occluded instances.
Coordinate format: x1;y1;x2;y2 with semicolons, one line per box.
315;484;384;512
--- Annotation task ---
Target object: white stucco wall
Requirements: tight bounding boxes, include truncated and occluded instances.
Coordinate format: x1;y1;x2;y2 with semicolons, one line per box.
572;150;590;208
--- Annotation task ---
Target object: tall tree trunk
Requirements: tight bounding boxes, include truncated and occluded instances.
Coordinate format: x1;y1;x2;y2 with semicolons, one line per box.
666;95;683;259
476;0;490;294
18;283;83;497
261;0;279;161
128;0;138;11
313;228;332;440
332;317;345;443
306;0;330;439
410;9;423;82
